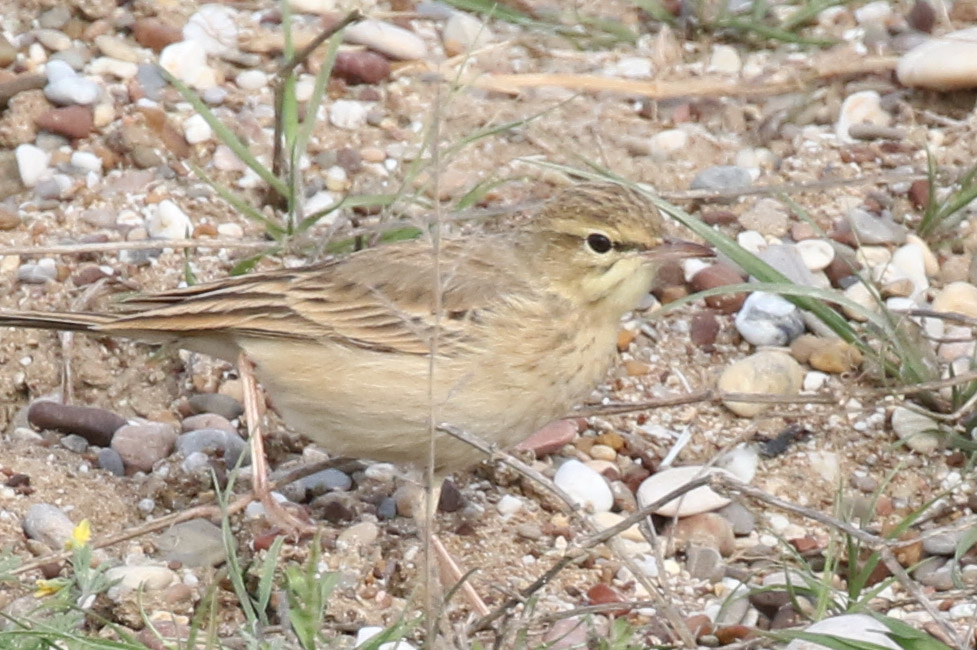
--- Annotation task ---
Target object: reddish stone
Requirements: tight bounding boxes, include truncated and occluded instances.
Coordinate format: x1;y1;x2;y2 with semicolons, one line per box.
35;105;94;139
132;18;183;52
690;310;720;346
586;583;627;615
690;264;747;313
715;625;754;644
908;179;930;210
515;419;577;456
334;50;391;85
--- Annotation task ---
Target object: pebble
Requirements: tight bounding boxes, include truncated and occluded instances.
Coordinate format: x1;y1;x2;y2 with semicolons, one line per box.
182;114;213;144
44;60;100;105
923;529;965;556
105;565;179;597
496;494;524;516
60;433;89;454
718;351;804;417
690;165;753;193
553;459;613;513
686;545;724;581
784;614;901;650
690;264;747;313
14;144;51;188
835;90;890;143
647;129;689;160
443;12;494;56
156;519;227;567
636;466;734;517
235;69;267;90
716;444;758;483
188;393;244;420
159;41;217;89
35;105;94;139
841;282;881;321
177;429;248;467
112;422;177;473
133;18;183;53
181;413;236;435
89;57;138;79
890;406;942;453
338;521;379;549
329;100;371;130
591;511;643;542
97;448;126;476
344;20;428;60
717;502;756;535
708;44;741;74
302;468;353;495
932;282;977;318
146;200;193;239
846;208;907;244
734;292;805;347
18;261;58;284
183;4;238;55
27;400;126;447
672;513;736;556
795;239;834;272
737;230;767;255
70;151;102;173
22;503;76;549
889;243;928;297
739;198;789;237
897;27;977;90
333;51;391;85
541;618;588;649
690;311;720;346
36;29;72;52
515;419;577;456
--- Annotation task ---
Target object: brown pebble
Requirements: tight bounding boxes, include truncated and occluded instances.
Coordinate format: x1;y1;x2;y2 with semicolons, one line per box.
894;530;923;567
27;401;126;447
0;207;21;230
132;18;183;52
700;210;737;225
617;328;637;352
594;431;624;451
907;0;936;32
908;179;930;210
690;264;747;313
333;50;391;85
624;360;652;376
790;222;816;241
35;105;94;139
690;310;720;346
437;478;464;513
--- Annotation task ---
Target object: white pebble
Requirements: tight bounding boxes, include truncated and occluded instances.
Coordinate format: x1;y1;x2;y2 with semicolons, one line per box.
553;459;613;513
795;239;834;271
70;151;103;174
344;19;427;60
15;144;51;187
236;69;268;90
88;57;138;79
216;222;244;238
648;128;688;161
636;466;734;517
147;200;193;239
160;41;217;89
496;494;523;516
835;90;890;143
324;165;349;192
183;114;213;144
44;60;100;105
803;371;828;392
329;100;370;130
183;4;238;55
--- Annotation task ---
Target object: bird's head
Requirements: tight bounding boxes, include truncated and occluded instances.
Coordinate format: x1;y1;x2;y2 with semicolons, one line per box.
533;182;712;316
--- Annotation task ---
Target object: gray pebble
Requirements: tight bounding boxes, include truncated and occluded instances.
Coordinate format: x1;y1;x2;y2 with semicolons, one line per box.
22;503;75;549
177;429;248;467
302;468;353;496
735;292;805;347
188;394;244;420
59;434;89;454
377;497;397;520
923;530;965;556
758;244;821;287
97;448;125;476
690;165;753;192
38;6;72;29
847;208;908;244
687;545;724;581
156;519;229;568
516;523;543;540
111;422;177;473
718;501;756;536
17;263;57;284
135;64;167;101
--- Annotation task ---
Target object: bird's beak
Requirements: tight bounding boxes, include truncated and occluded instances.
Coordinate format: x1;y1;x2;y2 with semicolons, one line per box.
644;238;714;260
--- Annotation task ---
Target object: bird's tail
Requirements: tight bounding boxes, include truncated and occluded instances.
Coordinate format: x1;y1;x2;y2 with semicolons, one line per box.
0;310;113;333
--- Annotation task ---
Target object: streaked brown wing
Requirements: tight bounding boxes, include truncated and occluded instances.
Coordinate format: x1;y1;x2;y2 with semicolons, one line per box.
104;237;524;356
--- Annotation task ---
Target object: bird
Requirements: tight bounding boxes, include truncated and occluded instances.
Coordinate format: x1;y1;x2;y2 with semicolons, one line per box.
0;182;710;609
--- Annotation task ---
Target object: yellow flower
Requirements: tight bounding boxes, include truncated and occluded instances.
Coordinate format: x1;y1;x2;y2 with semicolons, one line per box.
34;578;68;598
66;519;91;550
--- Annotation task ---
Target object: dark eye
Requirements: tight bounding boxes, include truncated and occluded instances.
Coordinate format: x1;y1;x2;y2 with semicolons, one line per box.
586;233;613;254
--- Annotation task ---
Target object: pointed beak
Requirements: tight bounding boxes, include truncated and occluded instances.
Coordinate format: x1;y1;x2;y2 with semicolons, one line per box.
644;238;714;260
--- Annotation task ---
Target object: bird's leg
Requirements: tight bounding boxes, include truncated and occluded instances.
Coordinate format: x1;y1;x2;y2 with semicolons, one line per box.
411;481;490;618
237;352;313;535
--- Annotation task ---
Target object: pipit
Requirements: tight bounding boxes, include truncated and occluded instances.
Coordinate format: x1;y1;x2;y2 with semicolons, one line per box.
0;182;708;594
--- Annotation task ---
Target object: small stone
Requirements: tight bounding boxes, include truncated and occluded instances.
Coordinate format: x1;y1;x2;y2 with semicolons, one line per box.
302;468;352;495
36;29;72;52
329;99;371;130
808;339;863;373
690;165;753;193
0;207;21;230
23;504;76;549
636;466;735;517
932;282;977;318
718;351;804;417
177;429;248;467
690;264;747;313
35;105;94;139
708;44;741;74
923;530;965;556
784;615;901;650
133;18;183;53
159;41;217;89
105;566;178;596
183;4;238;55
836;90;890;143
443;12;494;56
28;400;126;447
795;239;835;271
647;128;688;160
897;27;977;90
146;200;192;239
686;545;724;580
338;521;379;549
112;422;177;472
690;310;720;346
496;494;523;516
18;262;58;284
890;406;942;453
182;114;212;144
734;292;805;347
344;19;428;60
97;448;125;476
235;69;267;91
44;60;100;105
14;144;51;188
516;420;576;456
156;519;227;567
542;619;587;649
671;512;735;556
60;434;89;454
842;282;881;321
718;502;756;535
181;413;237;435
553;459;613;513
847;207;907;244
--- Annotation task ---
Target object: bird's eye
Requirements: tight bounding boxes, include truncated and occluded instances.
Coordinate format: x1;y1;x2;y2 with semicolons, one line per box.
586;233;613;254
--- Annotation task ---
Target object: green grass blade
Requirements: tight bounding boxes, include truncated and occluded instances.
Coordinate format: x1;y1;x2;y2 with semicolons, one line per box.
189;163;286;239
